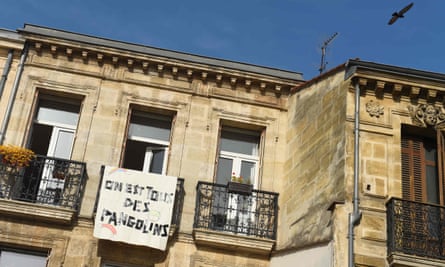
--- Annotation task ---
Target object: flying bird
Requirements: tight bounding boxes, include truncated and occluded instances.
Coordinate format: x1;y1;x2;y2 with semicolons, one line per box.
388;2;414;25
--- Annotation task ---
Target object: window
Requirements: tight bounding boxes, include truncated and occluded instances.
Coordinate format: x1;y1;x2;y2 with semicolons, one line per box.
29;97;80;158
21;95;81;204
401;125;445;205
122;110;172;175
212;126;261;233
0;249;47;267
215;127;261;187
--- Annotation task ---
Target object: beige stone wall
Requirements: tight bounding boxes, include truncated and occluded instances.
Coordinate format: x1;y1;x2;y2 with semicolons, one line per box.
346;74;445;266
280;70;348;257
0;34;298;266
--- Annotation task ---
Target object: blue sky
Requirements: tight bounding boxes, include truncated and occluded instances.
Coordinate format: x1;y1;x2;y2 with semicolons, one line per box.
0;0;443;80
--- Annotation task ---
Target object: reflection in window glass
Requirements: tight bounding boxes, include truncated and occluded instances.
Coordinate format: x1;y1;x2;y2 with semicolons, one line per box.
123;111;172;175
240;161;255;184
216;157;233;185
0;250;47;267
36;99;79;126
220;130;259;156
149;148;165;174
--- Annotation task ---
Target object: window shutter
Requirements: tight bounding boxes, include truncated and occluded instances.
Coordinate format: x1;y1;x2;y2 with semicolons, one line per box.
213;123;223;182
120;107;133;166
401;136;424;202
437;130;445;205
165;112;176;175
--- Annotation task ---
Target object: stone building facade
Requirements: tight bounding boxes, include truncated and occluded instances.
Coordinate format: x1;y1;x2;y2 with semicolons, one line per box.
1;24;445;267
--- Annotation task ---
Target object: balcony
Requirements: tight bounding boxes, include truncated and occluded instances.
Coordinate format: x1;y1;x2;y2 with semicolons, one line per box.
0;155;87;224
387;197;445;266
170;178;185;233
193;181;278;255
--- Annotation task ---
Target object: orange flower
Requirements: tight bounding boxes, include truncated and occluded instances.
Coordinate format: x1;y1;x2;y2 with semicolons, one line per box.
0;145;35;167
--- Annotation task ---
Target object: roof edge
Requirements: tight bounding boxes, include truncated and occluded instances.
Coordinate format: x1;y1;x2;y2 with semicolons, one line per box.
345;59;445;83
19;24;304;81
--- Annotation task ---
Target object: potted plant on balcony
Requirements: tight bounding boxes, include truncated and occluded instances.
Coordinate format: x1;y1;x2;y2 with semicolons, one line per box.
227;172;253;195
0;145;35;198
0;145;35;169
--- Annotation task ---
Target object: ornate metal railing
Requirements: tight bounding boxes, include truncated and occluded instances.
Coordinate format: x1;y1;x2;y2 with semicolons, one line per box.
172;178;185;226
194;181;279;239
0;155;87;211
387;197;445;260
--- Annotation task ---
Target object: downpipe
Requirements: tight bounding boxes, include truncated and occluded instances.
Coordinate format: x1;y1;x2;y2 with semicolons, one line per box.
348;81;362;267
0;43;28;145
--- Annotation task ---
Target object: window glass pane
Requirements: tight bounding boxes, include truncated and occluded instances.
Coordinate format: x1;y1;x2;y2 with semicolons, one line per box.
0;250;46;267
149;149;165;174
220;130;259;156
37;99;79;126
129;113;171;142
53;129;74;159
216;157;233;185
240;161;255;184
426;165;439;204
424;142;437;162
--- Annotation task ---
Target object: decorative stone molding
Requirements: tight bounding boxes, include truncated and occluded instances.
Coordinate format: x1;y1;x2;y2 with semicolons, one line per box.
193;228;275;255
408;104;445;129
388;252;445;267
25;40;297;96
366;100;384;118
0;199;75;225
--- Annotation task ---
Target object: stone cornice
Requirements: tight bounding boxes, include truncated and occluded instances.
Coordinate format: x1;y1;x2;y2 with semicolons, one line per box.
23;37;300;96
350;75;445;104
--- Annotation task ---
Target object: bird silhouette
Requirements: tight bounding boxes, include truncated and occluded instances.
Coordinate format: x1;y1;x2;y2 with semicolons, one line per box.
388;2;414;25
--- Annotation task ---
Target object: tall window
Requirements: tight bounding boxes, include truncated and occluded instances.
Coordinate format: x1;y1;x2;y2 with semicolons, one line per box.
29;97;80;158
401;125;445;205
122;110;172;175
23;95;81;204
0;249;47;267
216;127;261;187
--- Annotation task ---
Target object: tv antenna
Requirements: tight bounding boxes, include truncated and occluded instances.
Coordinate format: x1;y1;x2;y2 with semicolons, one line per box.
318;32;338;74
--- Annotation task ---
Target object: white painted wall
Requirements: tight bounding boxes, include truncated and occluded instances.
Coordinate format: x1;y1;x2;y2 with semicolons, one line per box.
270;242;333;267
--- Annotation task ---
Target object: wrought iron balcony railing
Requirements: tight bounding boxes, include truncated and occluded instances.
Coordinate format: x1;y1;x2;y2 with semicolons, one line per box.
194;181;279;239
172;178;185;226
0;155;87;211
387;197;445;260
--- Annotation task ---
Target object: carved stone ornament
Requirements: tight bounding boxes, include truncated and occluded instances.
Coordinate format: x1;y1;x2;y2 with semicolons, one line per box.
366;100;384;117
408;104;445;129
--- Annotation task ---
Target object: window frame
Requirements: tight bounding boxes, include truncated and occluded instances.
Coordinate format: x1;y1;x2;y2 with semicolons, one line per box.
0;248;48;267
215;125;262;188
121;107;174;175
401;125;445;205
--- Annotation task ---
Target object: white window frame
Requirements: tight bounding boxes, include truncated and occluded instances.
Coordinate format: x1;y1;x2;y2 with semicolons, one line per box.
33;102;79;205
219;151;259;188
216;126;261;234
125;112;172;175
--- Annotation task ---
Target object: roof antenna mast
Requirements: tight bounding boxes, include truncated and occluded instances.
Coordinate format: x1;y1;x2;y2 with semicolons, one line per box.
318;32;338;74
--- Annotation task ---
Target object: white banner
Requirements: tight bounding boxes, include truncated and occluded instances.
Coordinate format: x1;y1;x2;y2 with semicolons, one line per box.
94;166;177;251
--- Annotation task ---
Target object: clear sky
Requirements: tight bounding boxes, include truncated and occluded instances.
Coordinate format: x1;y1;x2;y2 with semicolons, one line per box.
0;0;443;80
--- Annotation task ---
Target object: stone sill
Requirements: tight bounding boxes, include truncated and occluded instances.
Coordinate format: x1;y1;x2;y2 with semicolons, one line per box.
0;198;75;225
388;252;445;267
193;228;275;255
